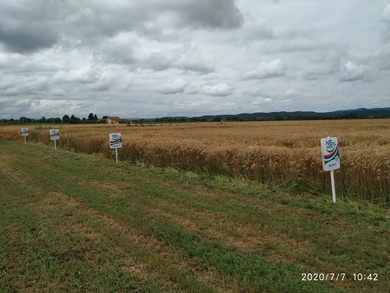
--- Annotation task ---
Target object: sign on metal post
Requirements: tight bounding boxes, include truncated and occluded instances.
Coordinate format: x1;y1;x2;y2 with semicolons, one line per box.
21;128;29;143
50;129;60;150
109;133;122;163
321;137;340;202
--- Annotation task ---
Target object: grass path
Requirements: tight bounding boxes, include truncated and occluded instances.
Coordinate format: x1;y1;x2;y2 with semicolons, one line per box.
0;141;389;292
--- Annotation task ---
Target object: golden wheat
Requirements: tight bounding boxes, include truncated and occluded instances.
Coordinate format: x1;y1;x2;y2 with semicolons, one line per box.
1;120;389;204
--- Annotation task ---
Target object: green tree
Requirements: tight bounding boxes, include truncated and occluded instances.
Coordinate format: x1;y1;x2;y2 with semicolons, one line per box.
62;115;70;123
88;113;95;121
19;116;31;124
69;115;81;124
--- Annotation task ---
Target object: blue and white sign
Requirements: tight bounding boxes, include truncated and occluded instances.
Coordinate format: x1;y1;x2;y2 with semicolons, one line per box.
320;136;340;203
21;128;29;136
109;133;122;149
321;137;340;171
50;129;60;140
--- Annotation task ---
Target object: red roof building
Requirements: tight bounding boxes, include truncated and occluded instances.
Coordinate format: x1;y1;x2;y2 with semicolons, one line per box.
106;116;121;124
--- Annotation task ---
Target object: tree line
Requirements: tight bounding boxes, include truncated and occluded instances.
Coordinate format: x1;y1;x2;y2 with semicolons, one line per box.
1;113;105;125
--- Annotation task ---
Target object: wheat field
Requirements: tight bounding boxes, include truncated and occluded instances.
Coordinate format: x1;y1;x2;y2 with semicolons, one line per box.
1;119;389;204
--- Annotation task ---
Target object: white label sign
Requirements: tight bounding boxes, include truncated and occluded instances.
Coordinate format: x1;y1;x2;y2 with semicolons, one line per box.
21;128;29;136
109;133;122;149
50;129;60;140
321;137;340;171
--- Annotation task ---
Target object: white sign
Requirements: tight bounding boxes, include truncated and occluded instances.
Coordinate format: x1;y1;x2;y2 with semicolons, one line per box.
321;136;340;203
50;129;60;140
21;128;29;136
109;133;122;149
321;137;340;171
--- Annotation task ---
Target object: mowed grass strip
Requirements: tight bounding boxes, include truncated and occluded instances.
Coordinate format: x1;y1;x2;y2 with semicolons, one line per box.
0;169;146;292
0;150;221;292
0;145;324;292
1;141;389;292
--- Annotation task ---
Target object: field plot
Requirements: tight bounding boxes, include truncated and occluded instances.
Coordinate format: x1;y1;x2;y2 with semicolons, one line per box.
1;119;389;205
0;141;389;292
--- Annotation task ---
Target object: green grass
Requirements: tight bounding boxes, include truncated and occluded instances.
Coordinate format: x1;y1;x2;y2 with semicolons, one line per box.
0;141;389;292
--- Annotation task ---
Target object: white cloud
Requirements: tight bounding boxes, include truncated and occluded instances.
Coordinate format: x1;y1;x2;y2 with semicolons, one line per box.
251;97;273;106
158;78;188;94
201;83;233;96
52;66;100;84
339;61;371;82
381;4;390;22
244;58;286;80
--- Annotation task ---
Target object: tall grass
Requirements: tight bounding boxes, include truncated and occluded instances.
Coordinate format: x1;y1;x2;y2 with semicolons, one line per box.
1;120;389;205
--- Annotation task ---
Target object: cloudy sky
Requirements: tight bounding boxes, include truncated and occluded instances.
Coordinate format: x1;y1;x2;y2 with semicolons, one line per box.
1;0;390;119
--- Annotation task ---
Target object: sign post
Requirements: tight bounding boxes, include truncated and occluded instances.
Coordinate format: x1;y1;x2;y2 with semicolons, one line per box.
109;133;122;163
50;129;60;150
21;128;29;144
321;137;340;203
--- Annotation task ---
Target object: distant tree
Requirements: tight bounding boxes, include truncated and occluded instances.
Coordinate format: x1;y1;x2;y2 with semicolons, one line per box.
213;117;222;122
5;118;17;125
39;116;47;123
88;113;96;121
94;114;98;120
69;115;81;124
19;116;31;124
62;114;70;123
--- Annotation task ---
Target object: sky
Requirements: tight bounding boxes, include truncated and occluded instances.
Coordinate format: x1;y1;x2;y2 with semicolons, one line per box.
1;0;390;119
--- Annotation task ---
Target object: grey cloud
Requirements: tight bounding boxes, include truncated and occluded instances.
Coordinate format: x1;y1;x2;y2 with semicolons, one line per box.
239;18;274;44
1;1;390;119
159;0;243;30
0;0;243;55
0;74;50;97
0;98;39;118
380;4;390;43
302;54;341;80
0;25;58;54
376;46;390;70
260;28;348;56
87;80;111;92
96;32;137;65
263;38;337;54
0;0;61;53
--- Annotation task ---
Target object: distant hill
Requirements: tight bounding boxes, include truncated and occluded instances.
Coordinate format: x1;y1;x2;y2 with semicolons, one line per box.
192;107;390;121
